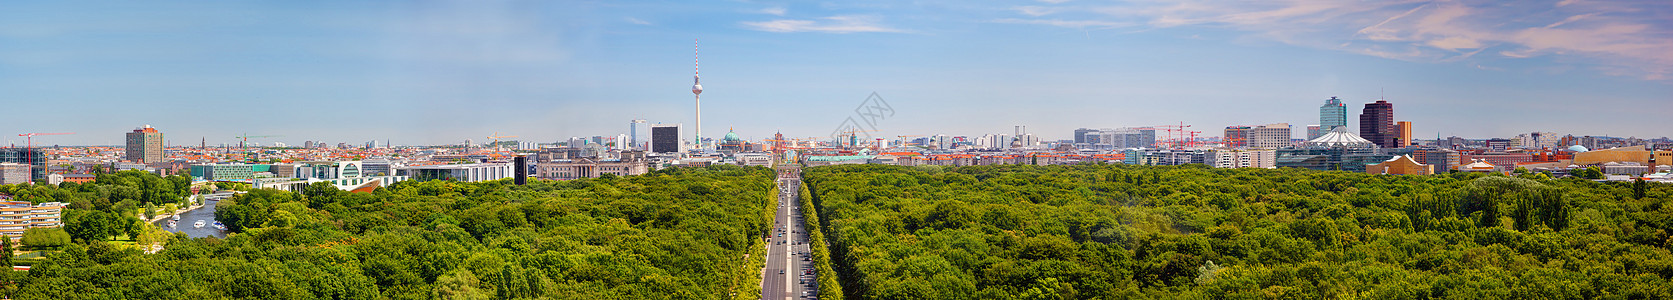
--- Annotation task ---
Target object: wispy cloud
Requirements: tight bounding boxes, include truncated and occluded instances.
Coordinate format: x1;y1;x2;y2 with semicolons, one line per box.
1014;6;1059;17
741;15;905;34
1001;0;1673;79
624;17;651;25
991;18;1130;29
759;7;787;16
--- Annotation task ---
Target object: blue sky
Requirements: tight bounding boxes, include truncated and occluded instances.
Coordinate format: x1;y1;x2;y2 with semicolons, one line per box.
1;0;1668;146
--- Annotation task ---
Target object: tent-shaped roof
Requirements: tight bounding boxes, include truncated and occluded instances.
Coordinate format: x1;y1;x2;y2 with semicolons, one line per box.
1307;127;1375;148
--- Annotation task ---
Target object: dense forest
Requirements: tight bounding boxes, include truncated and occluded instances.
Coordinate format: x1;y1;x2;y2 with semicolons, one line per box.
804;164;1673;299
3;166;775;299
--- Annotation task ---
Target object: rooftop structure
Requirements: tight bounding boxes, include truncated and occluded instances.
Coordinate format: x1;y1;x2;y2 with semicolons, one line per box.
0;201;65;242
1366;155;1434;175
126;125;164;164
1307;127;1376;148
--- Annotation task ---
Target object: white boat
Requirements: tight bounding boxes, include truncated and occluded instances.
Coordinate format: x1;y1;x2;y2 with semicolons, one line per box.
167;220;178;229
212;221;226;230
173;215;181;221
194;220;206;228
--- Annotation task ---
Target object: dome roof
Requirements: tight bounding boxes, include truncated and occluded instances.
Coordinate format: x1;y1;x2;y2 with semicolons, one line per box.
723;130;741;142
1307;127;1375;148
1566;145;1588;152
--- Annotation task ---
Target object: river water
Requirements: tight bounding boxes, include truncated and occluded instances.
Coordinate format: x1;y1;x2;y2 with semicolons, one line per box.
152;200;227;239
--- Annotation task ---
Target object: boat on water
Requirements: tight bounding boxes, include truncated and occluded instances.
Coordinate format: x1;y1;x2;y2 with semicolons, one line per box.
173;215;181;221
194;220;206;228
212;221;226;230
167;220;178;229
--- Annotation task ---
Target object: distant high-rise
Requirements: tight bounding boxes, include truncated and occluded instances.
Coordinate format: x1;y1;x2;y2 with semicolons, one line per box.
630;119;647;150
1360;100;1395;148
651;124;681;153
1248;123;1292;149
1318;97;1347;137
125;125;164;164
1223;126;1250;148
1396;121;1413;148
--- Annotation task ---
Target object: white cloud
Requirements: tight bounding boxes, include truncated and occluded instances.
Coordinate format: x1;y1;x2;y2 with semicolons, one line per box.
1003;0;1673;80
1427;36;1483;50
759;7;787;16
1015;6;1058;17
991;18;1130;29
742;15;905;34
625;17;651;25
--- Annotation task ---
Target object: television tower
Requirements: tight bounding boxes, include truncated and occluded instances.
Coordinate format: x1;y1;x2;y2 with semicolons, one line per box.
692;39;704;149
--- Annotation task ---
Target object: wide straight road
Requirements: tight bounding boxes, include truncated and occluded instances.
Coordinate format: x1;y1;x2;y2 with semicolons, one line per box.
763;166;818;300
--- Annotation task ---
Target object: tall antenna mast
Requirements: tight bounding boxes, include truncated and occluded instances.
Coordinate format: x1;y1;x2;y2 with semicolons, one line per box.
692;39;704;150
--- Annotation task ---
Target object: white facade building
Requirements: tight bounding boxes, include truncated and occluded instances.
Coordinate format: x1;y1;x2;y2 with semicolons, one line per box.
400;163;514;182
1248;123;1292;149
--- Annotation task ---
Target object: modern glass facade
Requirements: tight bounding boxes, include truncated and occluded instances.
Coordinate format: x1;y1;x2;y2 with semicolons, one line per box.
0;148;46;182
1319;97;1347;132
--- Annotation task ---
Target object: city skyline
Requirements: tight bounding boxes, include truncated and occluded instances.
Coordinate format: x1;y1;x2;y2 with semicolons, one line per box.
2;0;1669;146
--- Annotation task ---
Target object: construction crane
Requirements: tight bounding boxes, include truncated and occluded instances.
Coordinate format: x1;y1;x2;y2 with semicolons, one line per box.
1152;122;1192;149
896;135;923;147
17;132;74;180
486;132;519;152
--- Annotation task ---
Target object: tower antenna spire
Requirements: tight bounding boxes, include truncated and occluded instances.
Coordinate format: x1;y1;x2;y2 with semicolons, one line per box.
692;39;704;150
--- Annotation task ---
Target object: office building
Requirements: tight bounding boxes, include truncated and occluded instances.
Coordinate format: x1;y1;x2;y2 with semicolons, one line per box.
1306;125;1323;141
1208;149;1276;169
1396;121;1413;148
651;124;681;153
1077;127;1156;149
361;159;396;177
0;201;65;242
190;163;257;181
1223;126;1249;148
0;148;47;182
1248;123;1292;149
400;163;514;182
1074;128;1099;144
1359;100;1396;148
630;119;648;150
0;163;30;185
1319;96;1347;133
126;125;164;164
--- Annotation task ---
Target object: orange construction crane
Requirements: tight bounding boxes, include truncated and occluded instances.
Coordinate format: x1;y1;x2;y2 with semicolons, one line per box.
896;135;923;147
17;132;74;180
486;132;519;151
1152;122;1192;149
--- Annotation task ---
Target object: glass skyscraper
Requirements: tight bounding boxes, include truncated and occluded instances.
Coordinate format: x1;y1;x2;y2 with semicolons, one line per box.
1319;96;1347;132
